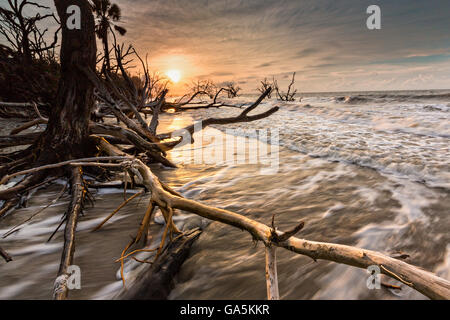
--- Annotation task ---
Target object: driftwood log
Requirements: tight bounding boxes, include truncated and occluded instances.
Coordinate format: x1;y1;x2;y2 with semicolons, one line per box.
0;0;448;302
53;167;85;300
116;228;202;300
0;244;12;262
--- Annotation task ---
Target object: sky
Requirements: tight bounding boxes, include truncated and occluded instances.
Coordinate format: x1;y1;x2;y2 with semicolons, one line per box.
2;0;450;94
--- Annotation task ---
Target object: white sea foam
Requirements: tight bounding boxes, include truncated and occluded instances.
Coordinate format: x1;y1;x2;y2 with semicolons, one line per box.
7;242;62;256
190;95;449;189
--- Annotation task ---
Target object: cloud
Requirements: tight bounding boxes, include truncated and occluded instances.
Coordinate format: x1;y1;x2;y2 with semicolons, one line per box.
118;0;450;91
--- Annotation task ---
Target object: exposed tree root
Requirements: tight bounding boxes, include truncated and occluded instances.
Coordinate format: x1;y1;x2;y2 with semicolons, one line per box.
90;123;176;167
0;156;127;186
0;154;34;180
53;167;85;300
0;198;19;219
0;148;32;165
0;172;46;201
10;118;47;135
0;103;48;119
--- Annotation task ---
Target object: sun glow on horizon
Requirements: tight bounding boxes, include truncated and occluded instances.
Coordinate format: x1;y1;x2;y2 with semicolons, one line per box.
167;69;182;83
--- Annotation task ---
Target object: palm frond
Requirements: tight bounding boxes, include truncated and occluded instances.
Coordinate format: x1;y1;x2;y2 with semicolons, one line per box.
108;3;121;21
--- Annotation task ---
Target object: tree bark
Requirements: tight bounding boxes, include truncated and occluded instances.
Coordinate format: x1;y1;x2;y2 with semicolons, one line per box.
103;32;111;73
98;150;449;300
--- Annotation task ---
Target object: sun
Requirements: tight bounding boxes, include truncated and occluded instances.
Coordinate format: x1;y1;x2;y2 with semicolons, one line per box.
167;69;181;83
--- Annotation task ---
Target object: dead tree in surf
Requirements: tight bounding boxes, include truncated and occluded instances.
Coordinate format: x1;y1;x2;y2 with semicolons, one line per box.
0;0;449;301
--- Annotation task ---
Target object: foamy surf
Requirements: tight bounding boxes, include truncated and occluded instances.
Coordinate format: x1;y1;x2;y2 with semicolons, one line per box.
0;90;448;300
186;90;449;189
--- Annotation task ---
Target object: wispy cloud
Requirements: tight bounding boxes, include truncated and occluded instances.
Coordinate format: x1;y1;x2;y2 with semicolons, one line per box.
114;0;450;91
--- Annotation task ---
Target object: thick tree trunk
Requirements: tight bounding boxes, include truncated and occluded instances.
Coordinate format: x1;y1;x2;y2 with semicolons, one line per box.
37;0;97;162
265;245;279;300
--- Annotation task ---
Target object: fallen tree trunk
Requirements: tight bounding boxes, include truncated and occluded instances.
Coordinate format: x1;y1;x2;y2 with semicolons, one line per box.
0;132;41;148
98;144;450;300
265;245;279;300
116;228;202;300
